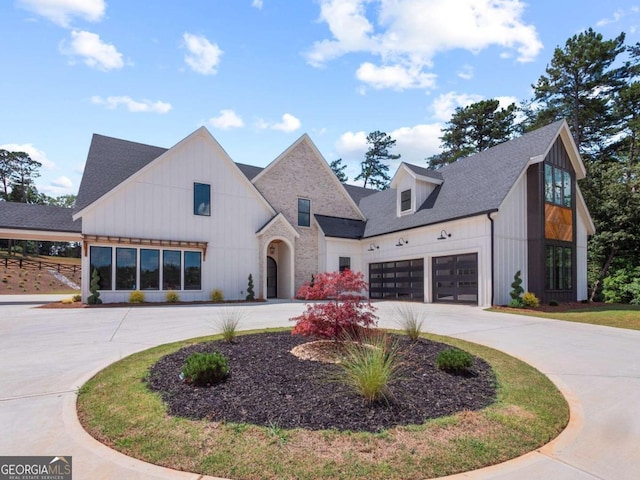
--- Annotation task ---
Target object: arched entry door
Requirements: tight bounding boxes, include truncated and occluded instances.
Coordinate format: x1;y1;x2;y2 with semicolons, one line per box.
267;256;277;298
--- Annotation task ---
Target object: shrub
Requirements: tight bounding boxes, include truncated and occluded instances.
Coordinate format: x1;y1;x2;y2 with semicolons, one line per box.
521;291;540;308
181;351;230;387
335;330;400;405
436;348;473;374
510;270;524;302
211;289;224;303
290;269;377;340
246;274;255;301
393;303;425;341
129;290;145;303
61;298;73;305
165;290;180;303
508;298;523;308
72;294;82;302
549;299;559;307
87;268;102;305
215;308;245;343
602;267;640;304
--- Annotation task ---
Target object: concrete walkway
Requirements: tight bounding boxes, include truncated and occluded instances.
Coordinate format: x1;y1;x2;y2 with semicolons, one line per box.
0;299;638;479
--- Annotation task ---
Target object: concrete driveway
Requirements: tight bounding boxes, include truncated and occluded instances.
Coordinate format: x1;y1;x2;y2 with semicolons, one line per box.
1;298;638;479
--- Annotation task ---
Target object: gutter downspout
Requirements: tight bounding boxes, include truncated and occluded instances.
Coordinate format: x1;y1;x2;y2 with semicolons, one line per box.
487;212;495;306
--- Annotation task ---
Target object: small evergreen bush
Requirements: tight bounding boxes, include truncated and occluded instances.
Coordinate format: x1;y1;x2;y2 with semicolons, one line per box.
181;351;230;387
246;274;255;301
87;268;102;305
508;298;523;308
72;294;82;302
549;299;559;307
165;290;180;303
129;290;145;303
436;348;473;374
522;291;540;308
211;289;224;302
510;270;524;302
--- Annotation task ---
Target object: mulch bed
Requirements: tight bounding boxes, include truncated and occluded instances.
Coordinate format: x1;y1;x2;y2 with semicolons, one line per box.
147;331;496;432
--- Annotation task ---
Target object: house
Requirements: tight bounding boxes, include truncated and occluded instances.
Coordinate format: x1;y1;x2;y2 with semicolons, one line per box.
0;119;595;305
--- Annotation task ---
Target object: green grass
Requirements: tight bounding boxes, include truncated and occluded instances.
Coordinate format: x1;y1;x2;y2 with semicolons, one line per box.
77;328;569;480
490;304;640;331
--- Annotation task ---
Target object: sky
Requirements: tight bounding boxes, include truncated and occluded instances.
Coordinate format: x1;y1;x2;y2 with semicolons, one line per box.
1;0;639;198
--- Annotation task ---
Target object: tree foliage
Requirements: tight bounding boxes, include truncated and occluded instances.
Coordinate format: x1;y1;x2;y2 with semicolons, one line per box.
428;99;517;168
355;131;400;190
291;269;377;340
329;158;348;182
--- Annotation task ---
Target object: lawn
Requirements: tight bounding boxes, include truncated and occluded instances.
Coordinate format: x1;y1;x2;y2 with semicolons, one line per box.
490;304;640;331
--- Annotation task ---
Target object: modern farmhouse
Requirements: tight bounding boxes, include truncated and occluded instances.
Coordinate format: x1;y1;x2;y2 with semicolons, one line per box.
0;119;594;306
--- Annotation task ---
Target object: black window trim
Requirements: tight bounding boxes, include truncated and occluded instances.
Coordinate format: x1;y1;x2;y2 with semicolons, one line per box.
298;197;311;227
194;182;211;217
400;188;412;212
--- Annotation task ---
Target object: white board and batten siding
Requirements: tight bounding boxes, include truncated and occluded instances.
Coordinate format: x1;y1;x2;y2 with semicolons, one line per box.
81;131;274;302
321;237;363;274
575;212;589;301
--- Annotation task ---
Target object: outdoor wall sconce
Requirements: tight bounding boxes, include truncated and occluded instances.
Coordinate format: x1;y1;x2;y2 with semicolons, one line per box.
269;245;276;254
437;229;452;240
367;243;379;251
395;238;408;246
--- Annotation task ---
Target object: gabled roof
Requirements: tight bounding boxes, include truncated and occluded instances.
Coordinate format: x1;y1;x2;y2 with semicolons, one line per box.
0;202;81;233
360;119;574;237
315;214;366;239
342;183;378;204
390;162;443;189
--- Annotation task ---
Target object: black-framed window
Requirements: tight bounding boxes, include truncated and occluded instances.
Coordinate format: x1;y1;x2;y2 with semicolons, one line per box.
544;164;572;207
140;249;160;290
163;250;182;290
194;182;211;216
89;246;112;290
298;198;311;227
184;251;202;290
339;257;351;272
115;247;137;290
400;189;411;212
546;245;572;290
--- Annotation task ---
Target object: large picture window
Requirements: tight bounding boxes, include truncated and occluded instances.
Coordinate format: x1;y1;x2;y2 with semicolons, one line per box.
544;164;572;207
89;246;112;290
115;248;137;290
184;251;202;290
194;183;211;216
163;250;182;290
546;245;572;291
298;198;311;227
140;249;160;290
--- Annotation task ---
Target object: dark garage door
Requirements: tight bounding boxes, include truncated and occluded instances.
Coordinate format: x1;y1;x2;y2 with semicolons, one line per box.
369;259;424;301
432;253;478;304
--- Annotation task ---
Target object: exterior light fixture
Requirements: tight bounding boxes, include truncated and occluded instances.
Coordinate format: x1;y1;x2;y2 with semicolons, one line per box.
367;243;379;251
269;245;276;254
395;238;408;246
437;230;451;240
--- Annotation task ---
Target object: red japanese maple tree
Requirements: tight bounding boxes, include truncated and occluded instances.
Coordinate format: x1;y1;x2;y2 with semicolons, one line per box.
291;269;377;340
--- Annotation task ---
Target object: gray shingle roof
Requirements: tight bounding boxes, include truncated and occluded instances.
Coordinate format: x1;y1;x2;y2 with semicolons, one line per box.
342;183;378;204
236;162;263;180
359;120;565;237
0;202;81;232
315;214;366;239
403;164;444;181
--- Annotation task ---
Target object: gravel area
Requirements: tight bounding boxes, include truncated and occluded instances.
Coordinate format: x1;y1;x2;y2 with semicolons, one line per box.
147;331;496;432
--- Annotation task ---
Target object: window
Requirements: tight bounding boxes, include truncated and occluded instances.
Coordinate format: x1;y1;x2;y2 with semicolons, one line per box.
298;198;311;227
544;164;572;207
400;189;411;212
140;249;159;290
339;257;351;272
546;245;573;290
163;250;182;290
184;251;202;290
115;248;137;290
89;246;112;290
194;183;211;216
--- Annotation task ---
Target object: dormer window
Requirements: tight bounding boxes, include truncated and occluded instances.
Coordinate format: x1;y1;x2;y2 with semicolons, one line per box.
401;189;412;212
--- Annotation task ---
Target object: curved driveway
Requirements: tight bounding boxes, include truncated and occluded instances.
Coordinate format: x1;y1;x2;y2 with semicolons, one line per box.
1;298;638;479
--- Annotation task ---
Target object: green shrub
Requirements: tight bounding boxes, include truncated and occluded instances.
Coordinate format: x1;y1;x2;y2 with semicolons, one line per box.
521;291;540;308
436;348;473;374
393;303;425;341
510;270;524;301
165;290;180;303
181;351;230;387
211;289;224;303
508;298;523;308
602;267;640;304
549;300;559;307
129;290;145;303
246;274;255;301
72;294;82;302
87;268;102;305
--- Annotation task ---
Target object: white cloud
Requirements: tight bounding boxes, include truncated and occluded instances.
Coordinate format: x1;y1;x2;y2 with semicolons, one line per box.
183;33;223;75
257;113;301;133
389;124;442;165
431;92;483;122
18;0;105;27
209;109;244;129
0;143;55;169
596;9;624;27
335;130;368;155
356;62;437;90
495;96;518;109
306;0;542;90
51;175;73;188
457;64;474;80
252;0;264;9
39;176;75;196
91;96;172;114
61;30;124;71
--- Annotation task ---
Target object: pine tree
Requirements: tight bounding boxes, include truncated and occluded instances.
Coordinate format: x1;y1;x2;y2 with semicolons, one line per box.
329;158;348;182
355;131;400;190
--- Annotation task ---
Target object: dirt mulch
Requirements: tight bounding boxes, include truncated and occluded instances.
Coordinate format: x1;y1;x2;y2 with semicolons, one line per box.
147;331;496;432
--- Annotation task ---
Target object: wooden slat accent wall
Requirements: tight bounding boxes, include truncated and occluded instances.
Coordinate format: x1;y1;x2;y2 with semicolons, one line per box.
545;204;573;242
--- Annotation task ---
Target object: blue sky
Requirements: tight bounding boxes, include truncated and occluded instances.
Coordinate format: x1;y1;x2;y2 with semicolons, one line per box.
1;0;639;197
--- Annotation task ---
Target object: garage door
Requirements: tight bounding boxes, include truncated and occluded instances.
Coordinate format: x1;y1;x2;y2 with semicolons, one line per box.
432;253;478;304
369;259;424;301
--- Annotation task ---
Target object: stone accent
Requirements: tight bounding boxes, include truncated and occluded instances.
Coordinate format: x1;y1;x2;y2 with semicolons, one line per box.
257;216;297;298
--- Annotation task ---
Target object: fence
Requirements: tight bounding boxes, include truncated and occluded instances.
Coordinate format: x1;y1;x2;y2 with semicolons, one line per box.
2;257;80;276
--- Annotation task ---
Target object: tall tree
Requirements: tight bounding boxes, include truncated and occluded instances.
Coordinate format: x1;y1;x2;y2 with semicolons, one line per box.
355;131;400;189
329;158;348;182
8;151;42;204
427;99;517;168
0;150;16;201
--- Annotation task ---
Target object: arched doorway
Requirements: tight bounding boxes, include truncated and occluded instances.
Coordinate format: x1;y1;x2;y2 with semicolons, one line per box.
267;256;277;298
